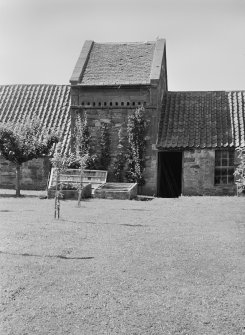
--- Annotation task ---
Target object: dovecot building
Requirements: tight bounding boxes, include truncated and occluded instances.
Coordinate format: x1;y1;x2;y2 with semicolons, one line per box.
0;38;245;196
69;39;245;197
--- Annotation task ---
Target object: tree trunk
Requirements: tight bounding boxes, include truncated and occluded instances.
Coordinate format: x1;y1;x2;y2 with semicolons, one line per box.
16;164;21;197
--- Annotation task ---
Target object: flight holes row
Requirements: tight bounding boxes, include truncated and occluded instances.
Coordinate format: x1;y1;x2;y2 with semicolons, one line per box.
81;101;145;107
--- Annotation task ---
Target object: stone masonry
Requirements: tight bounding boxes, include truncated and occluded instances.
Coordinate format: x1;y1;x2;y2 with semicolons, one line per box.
70;39;167;196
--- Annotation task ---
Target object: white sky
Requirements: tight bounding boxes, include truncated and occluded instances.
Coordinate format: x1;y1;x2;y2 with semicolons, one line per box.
0;0;245;90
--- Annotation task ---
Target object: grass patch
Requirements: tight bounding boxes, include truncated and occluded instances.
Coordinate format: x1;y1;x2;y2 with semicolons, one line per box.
0;195;245;334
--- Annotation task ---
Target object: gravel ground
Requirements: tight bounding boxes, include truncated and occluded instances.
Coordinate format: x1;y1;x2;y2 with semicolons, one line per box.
0;192;245;334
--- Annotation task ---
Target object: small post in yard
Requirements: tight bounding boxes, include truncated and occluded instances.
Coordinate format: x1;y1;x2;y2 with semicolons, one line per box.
77;154;88;207
54;169;60;219
77;168;84;207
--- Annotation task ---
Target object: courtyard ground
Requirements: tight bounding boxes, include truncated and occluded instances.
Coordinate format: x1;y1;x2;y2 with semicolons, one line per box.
0;191;245;334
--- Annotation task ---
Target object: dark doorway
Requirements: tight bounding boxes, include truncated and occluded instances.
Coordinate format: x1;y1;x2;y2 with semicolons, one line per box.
158;151;182;198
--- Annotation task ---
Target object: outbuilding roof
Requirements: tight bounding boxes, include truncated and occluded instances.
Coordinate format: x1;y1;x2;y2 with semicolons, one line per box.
80;42;155;86
157;91;245;149
70;39;168;86
0;85;71;154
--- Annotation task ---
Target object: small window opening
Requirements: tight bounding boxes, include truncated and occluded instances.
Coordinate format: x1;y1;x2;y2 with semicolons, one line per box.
104;102;107;106
214;150;234;185
138;102;141;105
115;102;118;106
132;102;135;106
99;102;101;106
127;102;130;106
121;102;124;106
81;102;84;106
93;102;96;106
110;102;113;106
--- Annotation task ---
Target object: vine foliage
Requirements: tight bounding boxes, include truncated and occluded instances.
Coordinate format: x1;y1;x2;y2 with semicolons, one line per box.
126;106;147;186
98;122;111;170
234;147;245;195
71;112;99;169
113;128;126;182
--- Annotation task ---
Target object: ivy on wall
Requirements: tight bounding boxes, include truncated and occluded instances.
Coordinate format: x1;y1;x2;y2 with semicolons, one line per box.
126;106;147;186
75;112;90;157
98;122;111;170
70;108;147;186
234;147;245;195
69;112;98;169
113;128;127;182
71;113;111;171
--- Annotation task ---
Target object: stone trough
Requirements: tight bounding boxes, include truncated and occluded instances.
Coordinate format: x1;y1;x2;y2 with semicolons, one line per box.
94;183;138;200
47;183;92;200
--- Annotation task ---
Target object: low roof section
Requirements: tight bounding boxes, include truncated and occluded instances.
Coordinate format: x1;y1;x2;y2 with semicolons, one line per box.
70;39;166;86
157;91;245;149
0;85;71;155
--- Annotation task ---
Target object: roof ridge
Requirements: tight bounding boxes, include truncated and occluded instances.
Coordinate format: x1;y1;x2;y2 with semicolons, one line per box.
93;41;156;45
0;84;70;88
168;90;245;93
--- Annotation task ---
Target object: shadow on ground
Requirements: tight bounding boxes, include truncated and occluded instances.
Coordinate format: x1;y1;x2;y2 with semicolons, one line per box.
0;250;94;260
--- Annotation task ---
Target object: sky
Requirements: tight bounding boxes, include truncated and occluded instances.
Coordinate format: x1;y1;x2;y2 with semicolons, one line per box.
0;0;245;91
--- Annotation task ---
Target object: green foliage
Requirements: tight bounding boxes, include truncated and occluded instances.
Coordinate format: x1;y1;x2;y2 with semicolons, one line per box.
113;128;126;182
98;122;111;170
51;145;89;218
50;143;70;172
0;118;59;165
74;113;90;157
0;117;59;196
72;113;100;169
234;147;245;194
72;114;111;171
126;107;147;186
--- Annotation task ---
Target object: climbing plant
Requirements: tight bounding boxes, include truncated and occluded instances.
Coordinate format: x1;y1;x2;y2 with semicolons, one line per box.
126;106;147;186
234;146;245;195
113;127;127;182
98;122;111;170
72;112;99;169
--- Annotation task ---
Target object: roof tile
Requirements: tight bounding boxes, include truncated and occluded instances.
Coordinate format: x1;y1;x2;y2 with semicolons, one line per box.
80;42;155;86
0;85;71;155
157;91;245;149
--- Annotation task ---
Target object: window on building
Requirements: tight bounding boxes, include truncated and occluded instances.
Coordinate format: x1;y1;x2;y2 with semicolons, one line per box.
214;150;234;185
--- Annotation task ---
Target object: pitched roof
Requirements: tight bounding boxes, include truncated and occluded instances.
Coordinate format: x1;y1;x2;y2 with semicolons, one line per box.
157;91;245;149
80;42;156;86
0;85;71;154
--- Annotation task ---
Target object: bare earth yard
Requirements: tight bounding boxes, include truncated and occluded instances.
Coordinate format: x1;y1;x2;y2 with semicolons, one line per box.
0;192;245;334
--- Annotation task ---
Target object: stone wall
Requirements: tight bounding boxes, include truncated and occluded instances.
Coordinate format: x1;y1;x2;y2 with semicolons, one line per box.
0;156;51;190
70;86;161;195
182;149;238;196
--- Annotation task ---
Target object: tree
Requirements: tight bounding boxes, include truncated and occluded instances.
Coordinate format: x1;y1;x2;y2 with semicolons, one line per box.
0;118;59;196
50;144;72;219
